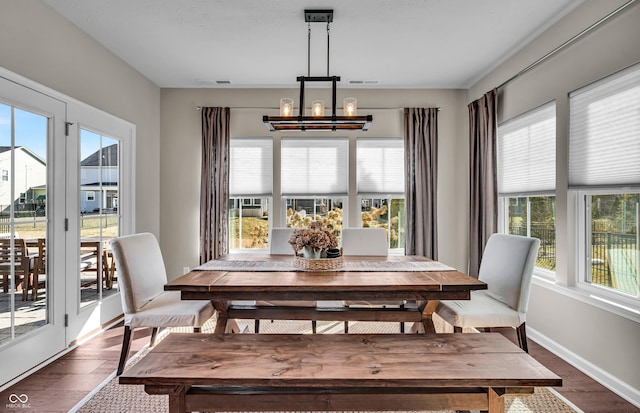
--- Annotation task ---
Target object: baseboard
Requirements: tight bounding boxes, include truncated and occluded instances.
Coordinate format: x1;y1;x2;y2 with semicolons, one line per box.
528;326;640;409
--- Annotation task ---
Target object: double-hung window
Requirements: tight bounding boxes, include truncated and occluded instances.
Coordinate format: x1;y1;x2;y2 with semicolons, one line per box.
280;138;347;237
497;101;556;273
229;138;273;250
569;63;640;301
356;138;405;251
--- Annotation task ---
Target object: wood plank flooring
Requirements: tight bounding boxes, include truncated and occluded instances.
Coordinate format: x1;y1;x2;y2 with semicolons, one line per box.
0;322;637;413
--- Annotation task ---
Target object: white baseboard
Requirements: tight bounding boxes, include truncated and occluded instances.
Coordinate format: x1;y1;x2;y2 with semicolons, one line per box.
528;326;640;409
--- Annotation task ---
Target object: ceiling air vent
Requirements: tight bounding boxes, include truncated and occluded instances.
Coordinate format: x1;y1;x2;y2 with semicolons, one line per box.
349;80;379;85
216;80;232;84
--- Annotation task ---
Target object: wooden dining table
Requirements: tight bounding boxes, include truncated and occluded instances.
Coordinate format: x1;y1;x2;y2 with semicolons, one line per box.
165;254;486;334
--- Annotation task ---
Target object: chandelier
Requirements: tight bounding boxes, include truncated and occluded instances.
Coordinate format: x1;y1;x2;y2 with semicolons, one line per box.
263;9;372;132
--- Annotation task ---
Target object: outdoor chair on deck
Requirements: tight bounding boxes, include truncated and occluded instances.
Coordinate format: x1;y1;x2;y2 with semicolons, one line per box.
435;233;540;352
0;238;31;300
24;238;47;301
110;232;214;375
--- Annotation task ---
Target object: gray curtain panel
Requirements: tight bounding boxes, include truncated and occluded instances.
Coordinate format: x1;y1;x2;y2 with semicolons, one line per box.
468;89;498;277
200;107;230;263
404;107;439;259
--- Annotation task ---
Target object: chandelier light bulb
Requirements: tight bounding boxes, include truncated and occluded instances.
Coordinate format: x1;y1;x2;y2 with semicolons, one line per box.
280;98;294;117
343;97;357;116
312;100;325;117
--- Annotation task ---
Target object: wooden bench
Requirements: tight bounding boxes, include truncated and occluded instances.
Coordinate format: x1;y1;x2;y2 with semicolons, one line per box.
119;333;561;413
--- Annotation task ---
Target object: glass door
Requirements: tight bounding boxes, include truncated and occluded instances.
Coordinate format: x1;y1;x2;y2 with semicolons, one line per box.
0;76;66;386
65;103;132;342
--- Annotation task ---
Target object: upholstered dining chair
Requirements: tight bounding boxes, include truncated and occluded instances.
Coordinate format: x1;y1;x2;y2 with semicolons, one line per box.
110;233;215;375
435;233;540;352
341;228;408;333
253;228;319;333
341;227;388;256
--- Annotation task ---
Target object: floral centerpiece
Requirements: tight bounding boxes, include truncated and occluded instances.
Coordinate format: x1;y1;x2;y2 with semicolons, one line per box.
288;221;338;258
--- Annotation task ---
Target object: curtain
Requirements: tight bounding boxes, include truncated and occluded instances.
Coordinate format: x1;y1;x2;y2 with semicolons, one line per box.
404;108;438;259
200;107;230;263
468;89;498;277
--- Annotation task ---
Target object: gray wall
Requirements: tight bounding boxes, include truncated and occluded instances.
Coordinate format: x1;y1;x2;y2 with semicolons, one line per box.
160;88;469;277
470;0;640;400
0;0;161;236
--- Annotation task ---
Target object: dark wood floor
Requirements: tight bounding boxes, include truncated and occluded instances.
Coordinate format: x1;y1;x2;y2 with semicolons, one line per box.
0;322;637;413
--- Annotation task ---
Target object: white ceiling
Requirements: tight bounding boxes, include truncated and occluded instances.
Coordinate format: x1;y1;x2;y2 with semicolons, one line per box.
43;0;583;89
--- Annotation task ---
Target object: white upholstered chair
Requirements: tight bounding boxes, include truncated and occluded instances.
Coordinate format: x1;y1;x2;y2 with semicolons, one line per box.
341;228;408;332
435;233;540;352
253;228;318;333
269;227;295;254
111;233;214;375
341;228;388;256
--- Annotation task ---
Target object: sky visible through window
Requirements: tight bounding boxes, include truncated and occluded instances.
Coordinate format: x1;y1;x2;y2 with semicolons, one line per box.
0;103;105;161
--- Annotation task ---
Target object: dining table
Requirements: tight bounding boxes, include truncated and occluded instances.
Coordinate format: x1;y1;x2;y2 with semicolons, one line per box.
165;254;487;334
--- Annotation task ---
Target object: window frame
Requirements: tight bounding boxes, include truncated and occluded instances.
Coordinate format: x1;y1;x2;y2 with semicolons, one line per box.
574;188;639;312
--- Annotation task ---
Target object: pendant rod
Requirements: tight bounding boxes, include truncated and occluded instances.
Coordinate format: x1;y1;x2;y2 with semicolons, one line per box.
327;22;330;77
307;23;311;77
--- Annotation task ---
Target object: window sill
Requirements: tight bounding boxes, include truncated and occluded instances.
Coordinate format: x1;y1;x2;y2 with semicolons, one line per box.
532;275;640;323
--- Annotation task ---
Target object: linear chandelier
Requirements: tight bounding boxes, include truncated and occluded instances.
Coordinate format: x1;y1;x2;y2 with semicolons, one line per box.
263;9;372;132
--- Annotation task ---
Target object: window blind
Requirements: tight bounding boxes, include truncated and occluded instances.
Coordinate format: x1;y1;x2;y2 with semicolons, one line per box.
281;138;348;196
229;138;273;196
356;138;404;196
497;101;556;196
569;63;640;188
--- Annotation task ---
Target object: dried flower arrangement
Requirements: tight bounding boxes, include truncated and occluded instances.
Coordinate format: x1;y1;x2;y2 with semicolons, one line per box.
288;221;338;256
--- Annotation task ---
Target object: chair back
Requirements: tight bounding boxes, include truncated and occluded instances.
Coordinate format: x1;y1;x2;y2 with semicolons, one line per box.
478;233;540;314
110;233;167;314
341;228;388;256
0;238;30;275
270;228;295;255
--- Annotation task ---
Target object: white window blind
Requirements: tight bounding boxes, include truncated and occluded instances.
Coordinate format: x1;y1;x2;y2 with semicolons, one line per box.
569;63;640;188
281;138;348;196
498;101;556;196
356;138;404;195
229;138;273;196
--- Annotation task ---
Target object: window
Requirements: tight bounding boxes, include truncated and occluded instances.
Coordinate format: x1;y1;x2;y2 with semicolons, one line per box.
497;102;556;272
281;138;348;234
356;138;406;251
570;63;640;299
86;191;95;201
228;138;273;250
1;170;7;181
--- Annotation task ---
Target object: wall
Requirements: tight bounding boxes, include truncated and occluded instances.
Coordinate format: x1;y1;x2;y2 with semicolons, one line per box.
0;0;161;236
160;88;469;277
469;0;640;403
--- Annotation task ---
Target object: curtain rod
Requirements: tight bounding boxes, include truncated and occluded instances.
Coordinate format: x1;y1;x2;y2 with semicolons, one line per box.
196;106;440;111
497;0;637;90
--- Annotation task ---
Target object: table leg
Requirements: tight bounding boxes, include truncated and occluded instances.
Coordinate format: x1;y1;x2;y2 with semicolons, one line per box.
420;300;439;334
212;300;229;334
487;387;506;413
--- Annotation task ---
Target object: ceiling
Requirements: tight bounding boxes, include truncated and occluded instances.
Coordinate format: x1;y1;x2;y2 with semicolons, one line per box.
43;0;584;89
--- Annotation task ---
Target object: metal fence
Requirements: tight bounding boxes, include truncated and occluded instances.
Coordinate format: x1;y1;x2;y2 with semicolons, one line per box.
591;232;637;287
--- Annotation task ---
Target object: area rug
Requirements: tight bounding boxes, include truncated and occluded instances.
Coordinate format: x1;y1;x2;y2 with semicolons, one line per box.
71;317;581;413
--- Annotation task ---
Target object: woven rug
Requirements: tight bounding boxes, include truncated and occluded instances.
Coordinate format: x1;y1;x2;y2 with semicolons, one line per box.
72;316;580;413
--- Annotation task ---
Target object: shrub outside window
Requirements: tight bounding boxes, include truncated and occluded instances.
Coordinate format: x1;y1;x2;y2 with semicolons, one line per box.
360;197;405;250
